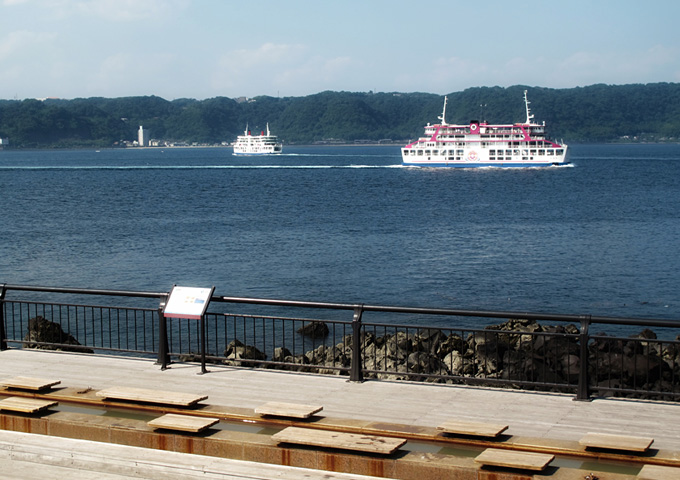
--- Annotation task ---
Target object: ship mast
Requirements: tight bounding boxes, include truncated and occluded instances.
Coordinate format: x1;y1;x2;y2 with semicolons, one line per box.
524;90;534;124
438;96;448;126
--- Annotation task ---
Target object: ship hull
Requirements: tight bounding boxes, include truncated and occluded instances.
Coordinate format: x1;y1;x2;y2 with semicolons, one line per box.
402;147;568;168
232;150;282;156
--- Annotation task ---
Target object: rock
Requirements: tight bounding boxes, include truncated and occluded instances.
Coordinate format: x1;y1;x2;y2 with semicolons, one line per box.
178;352;220;364
442;350;467;375
223;339;266;366
297;321;329;338
437;333;466;358
415;328;445;355
559;353;581;382
23;316;93;353
272;347;292;362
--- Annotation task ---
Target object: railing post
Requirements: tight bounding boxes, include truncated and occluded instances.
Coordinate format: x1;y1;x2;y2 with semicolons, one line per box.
575;314;592;401
348;305;364;383
0;284;7;351
156;294;170;369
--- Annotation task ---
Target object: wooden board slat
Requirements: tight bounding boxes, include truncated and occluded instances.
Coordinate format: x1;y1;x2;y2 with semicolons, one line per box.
437;420;508;438
638;464;680;480
147;413;219;432
1;376;61;391
272;426;406;455
96;386;207;407
579;432;654;452
0;396;58;413
255;401;323;419
474;448;554;471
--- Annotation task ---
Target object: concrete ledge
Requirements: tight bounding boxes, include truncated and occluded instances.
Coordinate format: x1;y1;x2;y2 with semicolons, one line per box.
0;430;393;480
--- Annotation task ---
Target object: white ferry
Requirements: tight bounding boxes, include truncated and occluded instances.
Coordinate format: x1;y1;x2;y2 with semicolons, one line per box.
402;91;568;167
232;123;282;155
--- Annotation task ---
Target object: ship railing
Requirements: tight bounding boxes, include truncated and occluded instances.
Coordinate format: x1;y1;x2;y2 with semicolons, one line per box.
1;283;679;402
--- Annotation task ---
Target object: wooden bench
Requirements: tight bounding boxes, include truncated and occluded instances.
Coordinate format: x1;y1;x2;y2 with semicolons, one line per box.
272;426;406;455
147;413;219;433
579;432;654;452
255;402;323;419
1;376;61;391
96;386;207;407
437;419;508;438
0;396;58;414
638;464;680;480
475;448;554;472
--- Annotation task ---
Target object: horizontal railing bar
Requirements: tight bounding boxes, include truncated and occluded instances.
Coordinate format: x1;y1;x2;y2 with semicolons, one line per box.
4;284;679;329
2;284;165;299
215;295;680;329
8;299;157;312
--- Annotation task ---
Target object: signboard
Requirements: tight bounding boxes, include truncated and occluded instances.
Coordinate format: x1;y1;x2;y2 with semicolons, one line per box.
163;286;214;319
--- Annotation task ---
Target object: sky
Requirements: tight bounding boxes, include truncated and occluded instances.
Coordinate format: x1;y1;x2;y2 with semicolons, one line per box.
1;0;679;100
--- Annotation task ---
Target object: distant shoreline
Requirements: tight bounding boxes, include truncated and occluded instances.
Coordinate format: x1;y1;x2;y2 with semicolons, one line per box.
2;141;679;152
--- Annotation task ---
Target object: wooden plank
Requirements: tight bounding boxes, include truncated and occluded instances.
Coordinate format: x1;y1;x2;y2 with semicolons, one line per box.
437;419;508;438
1;376;61;391
474;448;554;471
579;432;654;452
147;413;219;433
272;426;406;455
0;396;58;413
638;464;680;480
255;401;323;419
96;386;207;407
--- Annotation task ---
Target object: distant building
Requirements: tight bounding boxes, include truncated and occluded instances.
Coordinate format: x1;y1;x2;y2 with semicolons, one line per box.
138;126;149;147
0;138;8;146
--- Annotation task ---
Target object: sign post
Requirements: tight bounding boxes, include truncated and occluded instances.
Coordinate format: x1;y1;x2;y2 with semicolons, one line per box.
163;285;215;374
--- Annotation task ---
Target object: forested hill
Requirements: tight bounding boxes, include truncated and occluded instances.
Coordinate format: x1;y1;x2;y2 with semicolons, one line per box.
1;83;679;148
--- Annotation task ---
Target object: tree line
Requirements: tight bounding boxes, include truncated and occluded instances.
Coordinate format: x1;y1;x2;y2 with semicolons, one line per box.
0;83;679;148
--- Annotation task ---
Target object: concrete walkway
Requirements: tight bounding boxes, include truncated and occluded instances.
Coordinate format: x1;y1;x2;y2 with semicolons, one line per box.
1;348;679;477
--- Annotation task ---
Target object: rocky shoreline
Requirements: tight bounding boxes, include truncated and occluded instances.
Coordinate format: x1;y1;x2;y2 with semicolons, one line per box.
218;318;680;399
24;316;679;400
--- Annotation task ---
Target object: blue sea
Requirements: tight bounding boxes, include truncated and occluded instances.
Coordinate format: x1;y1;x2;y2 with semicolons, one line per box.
1;144;679;331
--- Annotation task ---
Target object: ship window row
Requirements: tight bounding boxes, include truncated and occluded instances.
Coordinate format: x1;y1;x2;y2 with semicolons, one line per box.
489;149;564;160
405;148;564;158
409;149;468;156
490;149;563;156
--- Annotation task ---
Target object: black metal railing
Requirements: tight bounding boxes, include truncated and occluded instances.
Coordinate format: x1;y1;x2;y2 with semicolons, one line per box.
1;283;679;401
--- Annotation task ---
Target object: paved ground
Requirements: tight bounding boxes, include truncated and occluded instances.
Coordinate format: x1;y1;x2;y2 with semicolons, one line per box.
1;348;679;478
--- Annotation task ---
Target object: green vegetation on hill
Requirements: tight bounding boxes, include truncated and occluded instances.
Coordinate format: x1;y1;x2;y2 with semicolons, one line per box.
0;83;679;148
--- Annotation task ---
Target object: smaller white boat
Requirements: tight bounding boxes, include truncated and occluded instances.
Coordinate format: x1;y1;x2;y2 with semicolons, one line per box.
232;123;282;155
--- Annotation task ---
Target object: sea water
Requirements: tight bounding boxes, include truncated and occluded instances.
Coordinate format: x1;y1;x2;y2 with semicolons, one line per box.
1;144;679;332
